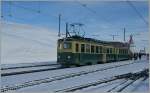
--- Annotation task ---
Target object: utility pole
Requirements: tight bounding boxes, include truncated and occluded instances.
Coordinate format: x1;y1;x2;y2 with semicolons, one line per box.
58;14;61;37
124;28;126;42
66;22;68;38
65;22;71;38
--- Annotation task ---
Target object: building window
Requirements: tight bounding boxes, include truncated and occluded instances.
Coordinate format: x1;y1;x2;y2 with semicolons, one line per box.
91;45;95;53
81;44;85;53
76;43;79;52
86;44;90;53
63;42;71;49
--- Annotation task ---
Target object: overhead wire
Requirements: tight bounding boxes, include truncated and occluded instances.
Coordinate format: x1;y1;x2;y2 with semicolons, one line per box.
126;0;148;26
3;1;148;40
76;1;123;29
8;1;68;23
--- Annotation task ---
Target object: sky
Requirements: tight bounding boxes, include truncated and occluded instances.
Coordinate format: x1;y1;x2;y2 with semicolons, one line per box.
1;0;149;64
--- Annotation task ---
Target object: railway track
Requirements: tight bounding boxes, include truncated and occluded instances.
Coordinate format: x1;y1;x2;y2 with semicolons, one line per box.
1;61;140;93
107;73;149;92
1;63;58;70
1;64;62;77
2;60;143;77
55;69;149;92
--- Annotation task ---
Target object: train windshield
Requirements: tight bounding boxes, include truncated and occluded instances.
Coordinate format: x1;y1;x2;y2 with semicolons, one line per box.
63;42;72;49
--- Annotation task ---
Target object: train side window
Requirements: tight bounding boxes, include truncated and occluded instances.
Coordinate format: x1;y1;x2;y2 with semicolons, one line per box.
96;46;99;53
86;44;90;53
99;46;102;53
81;44;85;53
102;47;106;53
91;45;95;53
107;48;109;53
110;48;112;54
63;42;71;49
119;49;121;54
76;43;79;52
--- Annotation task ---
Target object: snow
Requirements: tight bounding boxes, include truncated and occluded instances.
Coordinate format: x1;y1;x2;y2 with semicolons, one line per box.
134;78;149;92
122;78;149;92
1;59;135;87
79;79;127;92
1;59;149;92
1;21;58;64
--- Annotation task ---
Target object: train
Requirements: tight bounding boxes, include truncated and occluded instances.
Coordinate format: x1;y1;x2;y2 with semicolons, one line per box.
57;35;133;67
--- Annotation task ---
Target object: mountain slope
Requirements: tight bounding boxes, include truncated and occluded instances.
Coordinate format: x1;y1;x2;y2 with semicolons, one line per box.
1;21;58;64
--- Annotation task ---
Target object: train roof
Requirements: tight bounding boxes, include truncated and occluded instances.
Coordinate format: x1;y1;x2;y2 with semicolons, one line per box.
58;35;130;48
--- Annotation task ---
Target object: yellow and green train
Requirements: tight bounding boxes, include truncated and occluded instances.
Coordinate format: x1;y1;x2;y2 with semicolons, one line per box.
57;35;132;67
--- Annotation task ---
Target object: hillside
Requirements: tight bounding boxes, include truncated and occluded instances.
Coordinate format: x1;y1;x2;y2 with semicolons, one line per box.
1;21;58;64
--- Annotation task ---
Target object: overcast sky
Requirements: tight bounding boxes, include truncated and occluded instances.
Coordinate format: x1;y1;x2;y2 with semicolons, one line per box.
1;1;149;52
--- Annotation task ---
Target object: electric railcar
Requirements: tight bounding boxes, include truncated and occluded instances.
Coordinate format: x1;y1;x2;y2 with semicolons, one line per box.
57;35;132;67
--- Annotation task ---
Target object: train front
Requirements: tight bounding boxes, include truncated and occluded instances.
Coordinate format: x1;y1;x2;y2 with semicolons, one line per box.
57;39;75;67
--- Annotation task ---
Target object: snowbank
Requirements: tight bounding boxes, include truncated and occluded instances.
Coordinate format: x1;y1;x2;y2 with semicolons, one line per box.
1;21;58;64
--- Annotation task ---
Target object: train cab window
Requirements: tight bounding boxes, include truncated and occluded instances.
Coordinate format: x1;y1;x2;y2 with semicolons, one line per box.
81;44;85;53
76;43;79;52
58;43;61;49
96;46;99;53
63;42;72;49
91;45;95;53
86;44;90;53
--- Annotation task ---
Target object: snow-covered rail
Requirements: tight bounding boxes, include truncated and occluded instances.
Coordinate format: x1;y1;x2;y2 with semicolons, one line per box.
1;61;139;93
1;63;58;70
55;69;149;92
1;64;61;76
108;69;149;92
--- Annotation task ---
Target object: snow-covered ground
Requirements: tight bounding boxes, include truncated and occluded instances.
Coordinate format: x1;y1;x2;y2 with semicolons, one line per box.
1;59;149;93
1;21;58;64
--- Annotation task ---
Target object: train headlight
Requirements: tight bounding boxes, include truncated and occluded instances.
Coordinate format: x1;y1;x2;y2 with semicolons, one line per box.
67;56;71;59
